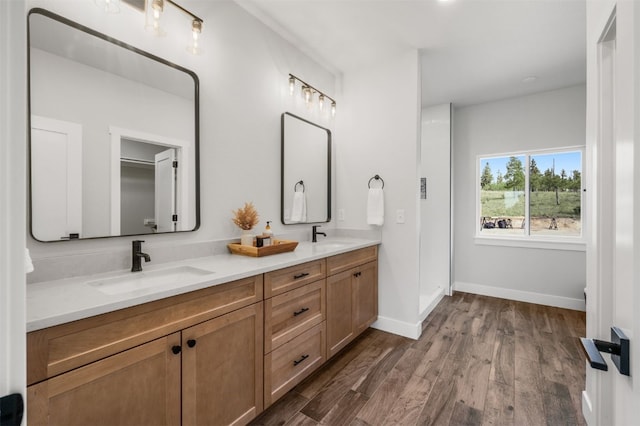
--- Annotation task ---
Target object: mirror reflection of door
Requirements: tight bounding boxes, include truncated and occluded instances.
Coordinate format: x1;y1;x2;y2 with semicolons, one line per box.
30;115;83;241
155;149;177;232
119;140;177;235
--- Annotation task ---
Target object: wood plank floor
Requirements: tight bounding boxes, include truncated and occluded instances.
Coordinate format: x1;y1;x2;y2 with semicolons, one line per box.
250;292;586;426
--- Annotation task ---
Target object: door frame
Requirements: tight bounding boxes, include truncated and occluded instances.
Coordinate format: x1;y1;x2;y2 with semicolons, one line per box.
109;126;192;235
585;1;639;424
0;0;27;411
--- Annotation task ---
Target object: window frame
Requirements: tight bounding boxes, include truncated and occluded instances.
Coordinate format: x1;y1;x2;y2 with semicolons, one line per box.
475;146;586;251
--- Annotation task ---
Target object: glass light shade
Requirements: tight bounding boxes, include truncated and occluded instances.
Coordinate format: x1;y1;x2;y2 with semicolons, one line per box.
145;0;166;37
289;76;296;95
303;87;312;104
187;19;202;55
331;101;336;116
95;0;121;13
318;94;325;111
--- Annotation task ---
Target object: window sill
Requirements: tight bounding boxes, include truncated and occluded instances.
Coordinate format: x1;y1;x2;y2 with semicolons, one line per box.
474;235;586;251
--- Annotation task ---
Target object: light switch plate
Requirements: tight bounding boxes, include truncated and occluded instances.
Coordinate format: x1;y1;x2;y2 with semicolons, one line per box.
338;209;345;221
396;209;405;224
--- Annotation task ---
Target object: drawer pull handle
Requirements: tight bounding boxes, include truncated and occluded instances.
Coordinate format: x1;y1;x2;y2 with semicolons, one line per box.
293;307;310;317
187;339;197;348
171;345;181;355
353;272;362;277
294;272;310;280
293;354;310;366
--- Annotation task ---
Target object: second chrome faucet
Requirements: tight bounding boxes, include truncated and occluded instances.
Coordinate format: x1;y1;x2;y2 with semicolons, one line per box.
131;240;151;272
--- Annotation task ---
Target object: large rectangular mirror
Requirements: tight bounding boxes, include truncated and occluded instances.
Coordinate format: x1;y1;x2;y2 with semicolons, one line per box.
281;112;331;224
28;9;200;242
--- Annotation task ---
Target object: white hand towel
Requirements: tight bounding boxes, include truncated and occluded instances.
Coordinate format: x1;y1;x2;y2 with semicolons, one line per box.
290;191;307;222
25;248;34;274
367;188;384;226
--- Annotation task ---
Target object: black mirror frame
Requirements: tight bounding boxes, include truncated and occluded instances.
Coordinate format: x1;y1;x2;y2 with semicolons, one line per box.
27;8;201;242
280;112;331;225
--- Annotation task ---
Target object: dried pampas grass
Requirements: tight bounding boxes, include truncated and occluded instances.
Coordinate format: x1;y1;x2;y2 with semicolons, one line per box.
232;202;259;230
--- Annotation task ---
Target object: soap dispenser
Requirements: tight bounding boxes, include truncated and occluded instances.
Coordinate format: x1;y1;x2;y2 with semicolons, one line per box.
263;221;273;246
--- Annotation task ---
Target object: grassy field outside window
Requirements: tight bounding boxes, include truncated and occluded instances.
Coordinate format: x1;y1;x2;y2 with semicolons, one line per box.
478;149;583;238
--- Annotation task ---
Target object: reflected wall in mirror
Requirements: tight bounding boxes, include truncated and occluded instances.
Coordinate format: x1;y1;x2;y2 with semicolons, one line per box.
281;112;331;224
28;9;200;242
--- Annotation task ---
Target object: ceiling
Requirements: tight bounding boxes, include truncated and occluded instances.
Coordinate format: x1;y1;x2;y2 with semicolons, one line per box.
235;0;586;108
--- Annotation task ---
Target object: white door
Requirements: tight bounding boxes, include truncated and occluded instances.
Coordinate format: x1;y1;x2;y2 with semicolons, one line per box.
584;2;639;424
31;115;82;240
155;148;177;232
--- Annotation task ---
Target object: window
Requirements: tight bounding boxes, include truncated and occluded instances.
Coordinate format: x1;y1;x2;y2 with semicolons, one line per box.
478;148;583;241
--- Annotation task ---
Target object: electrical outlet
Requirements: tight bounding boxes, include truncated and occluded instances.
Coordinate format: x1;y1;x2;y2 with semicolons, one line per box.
338;209;345;221
396;209;405;224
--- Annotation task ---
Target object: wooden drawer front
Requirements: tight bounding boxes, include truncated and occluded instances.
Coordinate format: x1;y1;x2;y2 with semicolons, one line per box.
326;246;378;276
264;322;326;407
28;275;263;385
264;259;326;298
265;280;325;354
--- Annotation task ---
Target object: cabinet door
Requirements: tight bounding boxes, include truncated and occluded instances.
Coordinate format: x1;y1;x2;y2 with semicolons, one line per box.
27;333;181;426
182;302;264;426
326;269;354;358
353;261;378;334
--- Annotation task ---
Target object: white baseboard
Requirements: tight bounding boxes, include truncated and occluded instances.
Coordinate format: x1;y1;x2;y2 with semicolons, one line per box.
419;287;446;322
372;315;422;340
582;390;593;425
453;281;586;311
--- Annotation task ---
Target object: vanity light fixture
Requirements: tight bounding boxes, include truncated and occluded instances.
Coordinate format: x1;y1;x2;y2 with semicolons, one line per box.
141;0;204;53
288;73;337;116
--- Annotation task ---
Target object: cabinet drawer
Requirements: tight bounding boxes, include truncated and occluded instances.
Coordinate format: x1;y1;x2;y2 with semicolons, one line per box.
265;280;325;353
264;322;326;407
326;246;378;276
28;275;263;385
264;259;326;297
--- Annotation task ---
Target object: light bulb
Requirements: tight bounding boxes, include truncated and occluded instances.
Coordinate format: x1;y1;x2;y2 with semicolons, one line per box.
146;0;166;36
187;19;203;55
318;94;325;111
289;76;296;95
331;101;336;116
303;86;312;104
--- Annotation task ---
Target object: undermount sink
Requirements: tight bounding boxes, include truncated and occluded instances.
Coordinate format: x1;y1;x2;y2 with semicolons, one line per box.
87;266;214;295
312;240;354;250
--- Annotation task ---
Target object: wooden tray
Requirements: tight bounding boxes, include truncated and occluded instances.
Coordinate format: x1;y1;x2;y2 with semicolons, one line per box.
227;239;298;257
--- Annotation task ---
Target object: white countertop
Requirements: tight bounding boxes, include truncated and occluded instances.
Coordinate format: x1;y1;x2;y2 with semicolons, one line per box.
27;237;380;332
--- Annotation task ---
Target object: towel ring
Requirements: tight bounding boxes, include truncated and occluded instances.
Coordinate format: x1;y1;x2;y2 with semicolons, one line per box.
294;180;305;192
368;174;384;189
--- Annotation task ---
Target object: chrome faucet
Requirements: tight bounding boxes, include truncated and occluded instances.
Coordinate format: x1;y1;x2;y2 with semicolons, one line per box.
312;225;326;243
131;240;151;272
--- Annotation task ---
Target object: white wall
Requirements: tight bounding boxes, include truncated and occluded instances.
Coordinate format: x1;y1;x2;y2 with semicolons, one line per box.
453;85;587;310
336;49;422;338
26;0;337;264
419;104;450;318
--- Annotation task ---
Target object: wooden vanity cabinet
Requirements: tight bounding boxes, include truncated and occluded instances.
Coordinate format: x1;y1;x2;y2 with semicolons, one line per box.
27;276;263;426
326;247;378;358
26;245;379;424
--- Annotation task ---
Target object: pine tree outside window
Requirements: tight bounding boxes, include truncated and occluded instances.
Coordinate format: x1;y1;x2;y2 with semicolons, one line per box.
477;148;583;240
